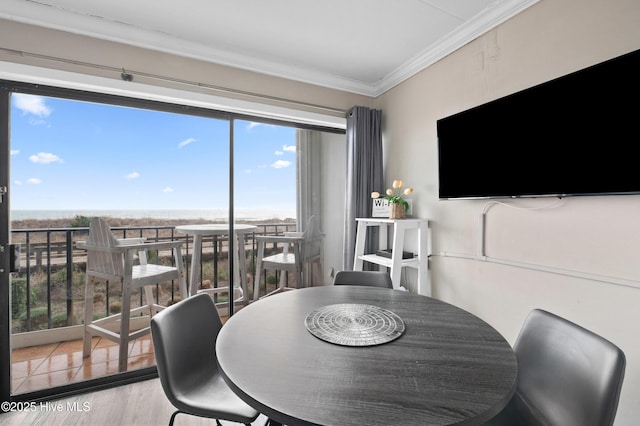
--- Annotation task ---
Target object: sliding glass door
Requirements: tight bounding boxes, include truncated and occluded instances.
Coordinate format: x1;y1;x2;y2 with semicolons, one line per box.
1;83;231;399
233;119;297;220
0;80;345;402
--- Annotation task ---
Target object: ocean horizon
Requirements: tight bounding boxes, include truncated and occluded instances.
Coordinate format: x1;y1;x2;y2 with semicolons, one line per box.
11;209;297;221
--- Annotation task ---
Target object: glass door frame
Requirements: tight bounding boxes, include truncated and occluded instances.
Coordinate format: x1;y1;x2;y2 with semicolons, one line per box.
0;81;236;403
0;79;343;403
1;87;12;404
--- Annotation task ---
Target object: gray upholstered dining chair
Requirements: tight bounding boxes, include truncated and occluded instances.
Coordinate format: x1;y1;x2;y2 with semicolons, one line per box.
488;309;626;426
333;270;393;289
150;293;260;426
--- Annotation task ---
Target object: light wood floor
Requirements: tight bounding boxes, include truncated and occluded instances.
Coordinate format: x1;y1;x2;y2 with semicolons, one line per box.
1;377;269;425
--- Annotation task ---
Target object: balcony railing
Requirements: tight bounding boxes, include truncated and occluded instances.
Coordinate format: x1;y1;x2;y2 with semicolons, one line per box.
10;222;296;335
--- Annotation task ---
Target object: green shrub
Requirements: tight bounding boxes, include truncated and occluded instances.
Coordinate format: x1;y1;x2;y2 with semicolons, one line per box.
145;250;158;264
69;215;91;227
53;268;67;283
11;278;37;320
19;307;49;329
51;312;69;328
11;278;27;320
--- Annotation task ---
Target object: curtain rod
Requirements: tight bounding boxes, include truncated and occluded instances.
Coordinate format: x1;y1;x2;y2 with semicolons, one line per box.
0;47;349;115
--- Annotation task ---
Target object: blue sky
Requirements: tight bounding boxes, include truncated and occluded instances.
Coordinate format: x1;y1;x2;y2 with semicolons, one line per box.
10;93;297;213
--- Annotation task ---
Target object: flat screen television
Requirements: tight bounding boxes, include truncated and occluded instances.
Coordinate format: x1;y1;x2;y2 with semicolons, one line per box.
437;48;640;200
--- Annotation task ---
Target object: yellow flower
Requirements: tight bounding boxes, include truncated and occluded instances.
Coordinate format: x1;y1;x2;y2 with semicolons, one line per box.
373;180;414;212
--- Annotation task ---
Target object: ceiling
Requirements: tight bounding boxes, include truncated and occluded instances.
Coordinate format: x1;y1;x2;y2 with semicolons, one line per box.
1;0;538;97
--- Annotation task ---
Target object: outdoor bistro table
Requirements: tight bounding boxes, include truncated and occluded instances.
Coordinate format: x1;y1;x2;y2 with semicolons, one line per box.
217;286;517;426
175;224;256;302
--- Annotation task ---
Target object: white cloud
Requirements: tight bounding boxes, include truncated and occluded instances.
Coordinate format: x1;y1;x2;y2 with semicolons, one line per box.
244;169;252;174
247;122;277;131
178;137;197;148
27;178;42;184
13;94;52;117
10;150;19;156
14;180;22;185
29;152;63;164
125;172;140;179
162;186;174;193
275;150;283;156
282;145;296;153
271;160;291;169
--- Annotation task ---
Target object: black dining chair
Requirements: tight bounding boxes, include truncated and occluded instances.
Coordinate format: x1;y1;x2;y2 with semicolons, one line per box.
332;270;393;289
150;293;260;426
488;309;626;426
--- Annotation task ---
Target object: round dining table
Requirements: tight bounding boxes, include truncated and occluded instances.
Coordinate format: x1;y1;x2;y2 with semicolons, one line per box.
216;286;517;426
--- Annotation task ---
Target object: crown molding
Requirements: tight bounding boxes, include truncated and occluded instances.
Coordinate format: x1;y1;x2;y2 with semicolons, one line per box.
0;0;378;95
0;0;539;98
373;0;540;96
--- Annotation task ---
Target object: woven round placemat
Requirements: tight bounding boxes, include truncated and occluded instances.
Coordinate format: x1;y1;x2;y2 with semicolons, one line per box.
304;303;405;346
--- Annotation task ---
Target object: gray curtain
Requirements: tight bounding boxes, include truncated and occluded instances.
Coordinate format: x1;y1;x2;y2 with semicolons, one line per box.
343;106;383;270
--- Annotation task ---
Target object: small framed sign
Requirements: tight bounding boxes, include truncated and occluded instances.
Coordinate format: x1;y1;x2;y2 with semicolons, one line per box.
372;198;413;217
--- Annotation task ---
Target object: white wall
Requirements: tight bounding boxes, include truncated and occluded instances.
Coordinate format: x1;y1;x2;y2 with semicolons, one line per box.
375;0;640;424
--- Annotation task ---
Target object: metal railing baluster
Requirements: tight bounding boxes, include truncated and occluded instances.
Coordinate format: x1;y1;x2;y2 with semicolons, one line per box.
9;222;294;333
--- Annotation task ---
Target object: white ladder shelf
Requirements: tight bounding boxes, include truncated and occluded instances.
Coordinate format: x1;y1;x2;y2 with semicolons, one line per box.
353;218;430;295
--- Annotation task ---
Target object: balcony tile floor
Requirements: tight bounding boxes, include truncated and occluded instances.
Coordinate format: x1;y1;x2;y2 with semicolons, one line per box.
11;335;156;394
11;313;230;395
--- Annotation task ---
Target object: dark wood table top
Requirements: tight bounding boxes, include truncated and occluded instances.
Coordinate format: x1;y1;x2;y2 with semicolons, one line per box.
217;286;517;426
